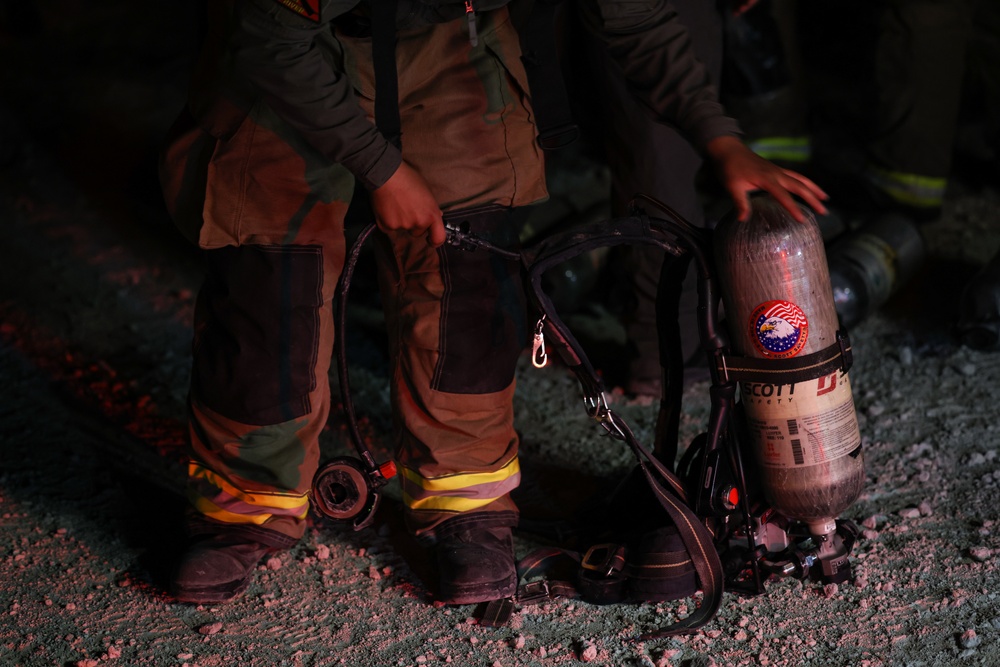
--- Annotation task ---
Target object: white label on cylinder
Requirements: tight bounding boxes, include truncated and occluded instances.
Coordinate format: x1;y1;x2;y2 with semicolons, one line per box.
741;371;862;469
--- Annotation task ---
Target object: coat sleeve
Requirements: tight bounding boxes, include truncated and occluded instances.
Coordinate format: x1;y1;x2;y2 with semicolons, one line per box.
230;0;401;190
578;0;742;152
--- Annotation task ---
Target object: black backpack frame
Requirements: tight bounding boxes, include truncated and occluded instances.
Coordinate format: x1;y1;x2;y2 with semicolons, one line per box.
312;193;859;638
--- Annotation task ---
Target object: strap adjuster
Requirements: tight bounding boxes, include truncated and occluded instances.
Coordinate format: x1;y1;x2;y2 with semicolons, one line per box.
580;543;627;578
517;580;551;604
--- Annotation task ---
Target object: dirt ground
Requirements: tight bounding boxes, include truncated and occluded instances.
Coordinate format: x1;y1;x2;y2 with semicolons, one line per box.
2;2;1000;667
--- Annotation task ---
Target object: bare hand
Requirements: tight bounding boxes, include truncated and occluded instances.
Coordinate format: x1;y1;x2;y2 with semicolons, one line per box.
370;162;447;247
705;135;829;223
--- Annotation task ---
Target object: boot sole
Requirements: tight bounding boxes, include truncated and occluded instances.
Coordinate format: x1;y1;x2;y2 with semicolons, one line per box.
438;571;517;605
171;575;251;604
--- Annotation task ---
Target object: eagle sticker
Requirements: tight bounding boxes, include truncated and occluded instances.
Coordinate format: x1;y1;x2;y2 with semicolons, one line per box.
749;299;808;358
274;0;320;22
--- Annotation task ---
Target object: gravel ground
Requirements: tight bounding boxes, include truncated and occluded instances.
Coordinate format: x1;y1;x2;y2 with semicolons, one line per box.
2;2;1000;666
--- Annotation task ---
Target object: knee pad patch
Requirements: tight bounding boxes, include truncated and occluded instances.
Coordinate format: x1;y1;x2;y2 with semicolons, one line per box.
433;207;527;394
194;244;323;424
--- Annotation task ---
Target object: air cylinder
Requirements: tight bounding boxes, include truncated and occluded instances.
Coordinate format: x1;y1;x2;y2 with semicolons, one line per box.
713;195;864;538
827;212;925;328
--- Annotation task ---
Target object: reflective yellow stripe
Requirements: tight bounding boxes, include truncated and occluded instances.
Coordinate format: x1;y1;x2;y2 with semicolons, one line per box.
189;493;309;525
190;494;272;525
399;456;520;492
748;136;811;163
867;167;946;208
402;492;501;513
188;462;310;511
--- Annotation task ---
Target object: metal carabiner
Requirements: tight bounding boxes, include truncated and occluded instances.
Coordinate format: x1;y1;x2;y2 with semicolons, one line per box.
532;316;548;368
584;392;627;440
584;391;609;420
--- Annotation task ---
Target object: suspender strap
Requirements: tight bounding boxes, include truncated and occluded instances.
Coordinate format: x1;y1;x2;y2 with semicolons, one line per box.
370;0;402;149
515;0;579;150
370;1;577;152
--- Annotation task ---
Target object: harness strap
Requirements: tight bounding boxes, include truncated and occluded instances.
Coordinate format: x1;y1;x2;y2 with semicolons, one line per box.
521;213;726;637
653;250;692;471
714;331;853;385
612;408;725;637
524;215;689;396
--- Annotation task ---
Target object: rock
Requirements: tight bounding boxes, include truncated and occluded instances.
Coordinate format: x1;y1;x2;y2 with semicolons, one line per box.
969;547;992;562
656;649;682;666
958;629;980;649
198;622;223;635
579;640;598;662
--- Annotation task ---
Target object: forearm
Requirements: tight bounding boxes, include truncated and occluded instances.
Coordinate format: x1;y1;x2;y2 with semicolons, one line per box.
231;0;401;189
577;0;742;151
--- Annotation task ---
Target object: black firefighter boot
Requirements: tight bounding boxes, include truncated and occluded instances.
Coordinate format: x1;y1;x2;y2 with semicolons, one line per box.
433;516;518;605
171;520;295;604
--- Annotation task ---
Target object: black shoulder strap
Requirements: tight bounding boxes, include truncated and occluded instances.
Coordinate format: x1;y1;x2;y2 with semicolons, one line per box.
523;214;726;637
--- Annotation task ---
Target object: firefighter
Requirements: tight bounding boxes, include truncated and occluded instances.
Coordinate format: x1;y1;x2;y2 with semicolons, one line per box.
159;0;828;606
581;0;729;398
859;0;997;222
723;0;999;224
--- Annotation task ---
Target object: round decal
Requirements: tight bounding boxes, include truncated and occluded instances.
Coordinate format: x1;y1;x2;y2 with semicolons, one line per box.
749;299;809;358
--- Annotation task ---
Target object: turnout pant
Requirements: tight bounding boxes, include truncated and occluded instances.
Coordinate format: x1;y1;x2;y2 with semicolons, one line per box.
160;8;545;543
867;0;998;211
